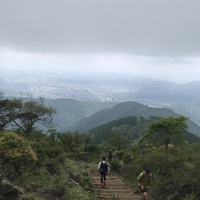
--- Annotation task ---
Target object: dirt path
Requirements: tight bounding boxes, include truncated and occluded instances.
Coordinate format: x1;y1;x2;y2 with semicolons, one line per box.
90;167;141;200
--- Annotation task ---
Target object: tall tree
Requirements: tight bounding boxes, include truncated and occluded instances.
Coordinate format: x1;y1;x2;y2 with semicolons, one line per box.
140;116;188;148
58;132;74;151
11;97;56;136
0;98;22;130
0;97;56;136
107;132;130;150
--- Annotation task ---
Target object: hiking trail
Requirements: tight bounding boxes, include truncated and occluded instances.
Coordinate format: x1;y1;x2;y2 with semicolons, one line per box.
90;166;141;200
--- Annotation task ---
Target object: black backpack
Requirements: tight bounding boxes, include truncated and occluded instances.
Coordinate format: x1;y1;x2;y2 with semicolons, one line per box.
100;162;108;173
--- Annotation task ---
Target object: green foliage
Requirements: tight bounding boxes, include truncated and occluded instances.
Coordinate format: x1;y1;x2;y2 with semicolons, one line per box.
73;132;84;148
71;101;196;134
140;116;188;148
114;150;125;160
57;132;74;152
31;137;64;165
120;144;200;200
82;133;92;149
58;131;87;153
97;131;130;153
183;193;198;200
15;97;56;136
0;97;55;136
89;116;144;144
18;193;44;200
0;131;37;177
85;144;100;154
73;146;85;153
122;151;133;165
2;96;200;200
13;135;95;200
110;160;122;172
46;98;116;131
0;98;22;130
63;187;91;200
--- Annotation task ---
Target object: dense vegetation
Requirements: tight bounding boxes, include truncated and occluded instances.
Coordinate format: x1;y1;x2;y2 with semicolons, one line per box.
1;95;200;200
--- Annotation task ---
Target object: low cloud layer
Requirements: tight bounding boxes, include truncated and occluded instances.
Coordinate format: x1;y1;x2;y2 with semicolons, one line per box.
1;0;200;83
1;50;200;83
0;0;200;56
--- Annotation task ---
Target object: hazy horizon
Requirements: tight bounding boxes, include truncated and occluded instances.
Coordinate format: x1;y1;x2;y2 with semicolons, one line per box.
1;0;200;83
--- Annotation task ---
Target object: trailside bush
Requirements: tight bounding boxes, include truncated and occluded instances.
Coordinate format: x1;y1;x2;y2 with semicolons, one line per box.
183;193;198;200
122;145;200;200
85;144;100;154
122;151;133;164
110;160;122;172
114;149;125;160
0;131;37;177
18;193;44;200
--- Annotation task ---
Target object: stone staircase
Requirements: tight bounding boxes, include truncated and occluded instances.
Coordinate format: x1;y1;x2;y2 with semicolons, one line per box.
90;167;141;200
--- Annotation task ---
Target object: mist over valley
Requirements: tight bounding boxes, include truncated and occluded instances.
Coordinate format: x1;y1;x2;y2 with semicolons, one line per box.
1;69;200;131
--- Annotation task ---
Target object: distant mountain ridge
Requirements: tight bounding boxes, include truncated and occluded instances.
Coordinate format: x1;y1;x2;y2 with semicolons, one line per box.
45;98;117;131
2;71;200;130
69;101;200;137
87;116;200;145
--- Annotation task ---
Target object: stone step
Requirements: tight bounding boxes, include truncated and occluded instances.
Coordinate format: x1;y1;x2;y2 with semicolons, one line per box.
94;184;128;189
98;189;133;194
93;181;123;184
91;176;120;180
97;195;141;200
90;166;139;200
92;181;123;184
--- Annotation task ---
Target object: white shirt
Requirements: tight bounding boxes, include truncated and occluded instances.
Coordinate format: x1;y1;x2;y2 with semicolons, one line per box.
98;160;109;171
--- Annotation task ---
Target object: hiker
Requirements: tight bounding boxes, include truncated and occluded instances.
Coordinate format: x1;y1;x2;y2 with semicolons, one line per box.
98;156;108;189
137;167;152;200
108;150;113;163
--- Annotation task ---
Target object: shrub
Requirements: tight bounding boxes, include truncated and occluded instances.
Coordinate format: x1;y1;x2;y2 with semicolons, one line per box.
19;193;44;200
122;151;133;164
85;145;100;154
121;145;200;200
183;193;198;200
110;160;122;172
114;149;125;160
0;131;37;177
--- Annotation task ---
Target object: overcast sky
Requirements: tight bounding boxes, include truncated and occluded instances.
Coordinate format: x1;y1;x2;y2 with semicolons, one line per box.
0;0;200;83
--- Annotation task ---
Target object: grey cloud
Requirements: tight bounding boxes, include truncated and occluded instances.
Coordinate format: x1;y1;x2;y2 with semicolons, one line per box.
0;0;200;56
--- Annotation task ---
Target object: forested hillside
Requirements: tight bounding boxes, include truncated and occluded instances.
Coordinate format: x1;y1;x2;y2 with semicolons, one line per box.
45;98;117;131
87;116;200;145
1;96;200;200
69;101;200;137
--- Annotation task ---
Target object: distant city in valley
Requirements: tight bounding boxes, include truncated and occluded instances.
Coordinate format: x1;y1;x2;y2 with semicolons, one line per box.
0;70;151;103
1;69;200;105
1;69;200;127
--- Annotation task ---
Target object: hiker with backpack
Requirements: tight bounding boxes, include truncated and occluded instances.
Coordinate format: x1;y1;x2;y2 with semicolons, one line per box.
137;167;152;200
98;156;108;189
108;150;113;163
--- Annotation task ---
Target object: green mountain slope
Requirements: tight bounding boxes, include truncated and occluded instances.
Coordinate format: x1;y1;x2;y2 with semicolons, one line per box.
88;116;147;144
87;116;200;144
69;101;200;137
45;98;117;131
